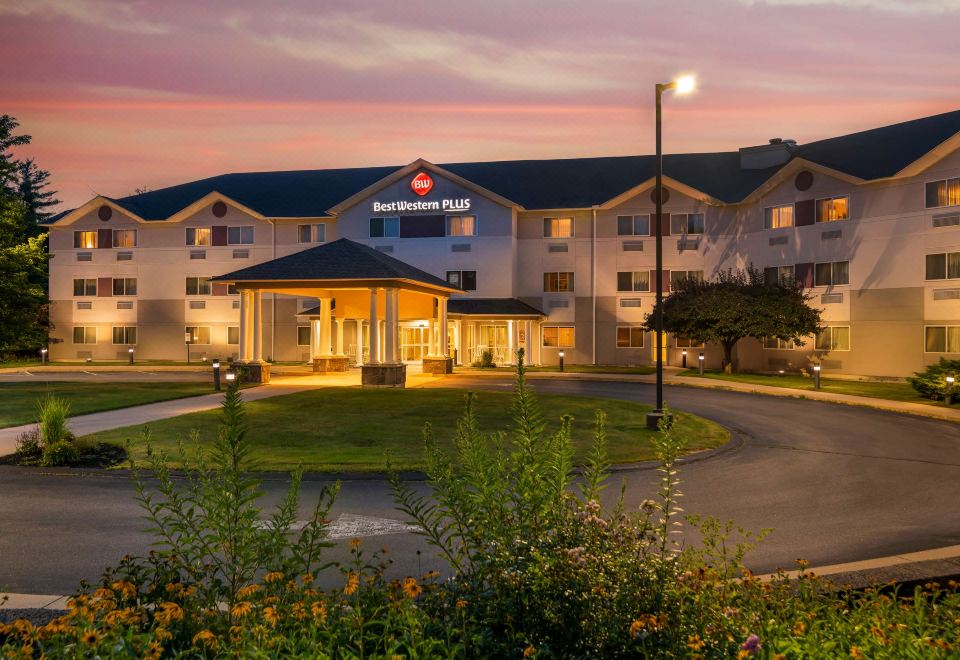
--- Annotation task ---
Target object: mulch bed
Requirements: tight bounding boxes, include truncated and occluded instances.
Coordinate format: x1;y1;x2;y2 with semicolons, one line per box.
0;443;127;468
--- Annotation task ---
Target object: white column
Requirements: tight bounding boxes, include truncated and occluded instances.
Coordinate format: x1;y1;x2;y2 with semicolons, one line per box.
427;320;436;358
368;289;380;365
355;320;364;365
524;320;533;364
238;289;248;362
319;298;332;357
384;288;397;364
335;317;344;355
311;319;321;360
252;290;263;362
439;297;449;358
507;320;514;365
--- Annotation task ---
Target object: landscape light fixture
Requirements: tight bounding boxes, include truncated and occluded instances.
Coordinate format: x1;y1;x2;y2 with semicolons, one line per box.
813;364;821;390
947;374;957;404
698;352;705;375
40;347;47;365
559;350;565;372
128;347;134;365
225;368;236;387
682;348;688;369
778;369;785;377
212;359;222;391
648;74;697;430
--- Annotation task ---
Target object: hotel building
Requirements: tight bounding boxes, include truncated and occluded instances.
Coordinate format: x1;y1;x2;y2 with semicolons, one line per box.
42;110;960;380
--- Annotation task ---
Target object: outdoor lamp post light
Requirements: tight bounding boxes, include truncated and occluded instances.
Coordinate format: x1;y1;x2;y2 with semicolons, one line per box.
947;374;956;404
212;359;221;392
648;74;696;430
225;368;236;388
559;350;565;372
778;369;785;377
813;364;821;390
682;349;687;369
40;347;47;365
698;352;705;375
128;347;134;365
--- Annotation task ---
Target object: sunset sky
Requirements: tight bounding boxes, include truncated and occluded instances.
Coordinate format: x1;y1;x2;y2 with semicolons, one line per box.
2;0;958;210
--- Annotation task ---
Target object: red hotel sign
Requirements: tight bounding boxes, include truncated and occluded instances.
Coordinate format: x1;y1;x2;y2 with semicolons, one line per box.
410;172;434;196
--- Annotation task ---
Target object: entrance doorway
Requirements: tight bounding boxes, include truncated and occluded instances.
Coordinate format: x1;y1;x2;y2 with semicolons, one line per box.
400;325;430;362
475;323;509;365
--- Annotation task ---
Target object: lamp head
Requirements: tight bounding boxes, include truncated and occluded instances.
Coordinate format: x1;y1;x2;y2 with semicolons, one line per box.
225;371;236;382
948;375;956;384
698;353;705;361
674;74;696;95
40;348;47;354
559;350;565;358
682;349;687;355
813;364;821;372
212;360;220;369
128;347;134;353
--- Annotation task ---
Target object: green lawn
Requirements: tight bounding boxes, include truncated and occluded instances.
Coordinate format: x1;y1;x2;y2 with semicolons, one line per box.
677;370;946;407
82;388;728;472
0;382;218;428
465;365;656;375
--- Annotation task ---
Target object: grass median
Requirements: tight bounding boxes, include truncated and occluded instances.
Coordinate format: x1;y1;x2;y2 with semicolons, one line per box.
0;382;218;428
82;387;729;472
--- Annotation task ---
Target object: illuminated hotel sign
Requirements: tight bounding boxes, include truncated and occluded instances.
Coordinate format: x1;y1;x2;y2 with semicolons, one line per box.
371;172;472;213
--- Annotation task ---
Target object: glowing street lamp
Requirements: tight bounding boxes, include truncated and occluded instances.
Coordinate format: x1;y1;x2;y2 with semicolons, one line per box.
813;364;821;390
40;347;48;366
648;74;697;430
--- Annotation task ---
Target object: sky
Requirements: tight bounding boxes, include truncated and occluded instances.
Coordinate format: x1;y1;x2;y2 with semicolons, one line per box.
2;0;959;210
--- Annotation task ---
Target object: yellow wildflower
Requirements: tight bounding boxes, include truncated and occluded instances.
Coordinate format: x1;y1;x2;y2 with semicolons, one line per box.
349;537;362;549
237;584;260;599
523;645;536;657
402;577;422;599
687;634;705;651
849;647;863;659
264;571;285;584
80;630;100;646
344;571;360;596
456;599;468;609
793;621;806;636
311;601;328;622
231;601;253;618
92;588;114;601
291;602;307;620
263;606;280;626
153;627;172;642
144;641;163;659
192;629;218;648
111;580;137;600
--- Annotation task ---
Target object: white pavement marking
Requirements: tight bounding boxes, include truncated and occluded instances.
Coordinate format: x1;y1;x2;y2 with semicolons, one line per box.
81;371;97;376
256;514;418;539
21;371;33;377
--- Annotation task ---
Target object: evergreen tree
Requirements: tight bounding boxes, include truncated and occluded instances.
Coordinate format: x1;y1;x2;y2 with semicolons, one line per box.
17;159;60;232
0;114;31;194
0;190;50;353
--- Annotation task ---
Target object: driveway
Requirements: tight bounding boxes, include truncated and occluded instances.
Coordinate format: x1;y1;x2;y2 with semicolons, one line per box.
0;377;957;595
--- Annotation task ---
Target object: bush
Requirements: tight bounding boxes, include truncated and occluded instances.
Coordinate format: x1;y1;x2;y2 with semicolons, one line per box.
909;357;960;401
37;394;72;445
479;349;495;368
14;427;41;459
41;439;79;466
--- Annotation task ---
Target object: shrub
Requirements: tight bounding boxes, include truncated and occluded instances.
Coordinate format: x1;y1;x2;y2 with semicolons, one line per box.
37;394;72;446
909;357;960;401
41;439;79;466
479;349;495;368
14;427;41;459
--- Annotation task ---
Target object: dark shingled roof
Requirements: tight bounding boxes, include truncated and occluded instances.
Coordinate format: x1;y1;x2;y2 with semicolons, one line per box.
447;298;545;317
211;238;457;290
40;110;960;224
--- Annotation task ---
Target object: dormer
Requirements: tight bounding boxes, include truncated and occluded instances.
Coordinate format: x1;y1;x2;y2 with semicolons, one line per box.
739;138;798;170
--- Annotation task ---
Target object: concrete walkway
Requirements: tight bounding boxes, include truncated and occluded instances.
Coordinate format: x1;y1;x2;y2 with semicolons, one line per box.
450;370;960;423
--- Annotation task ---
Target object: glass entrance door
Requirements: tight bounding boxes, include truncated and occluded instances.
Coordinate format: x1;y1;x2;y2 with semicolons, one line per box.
400;326;429;362
476;323;509;364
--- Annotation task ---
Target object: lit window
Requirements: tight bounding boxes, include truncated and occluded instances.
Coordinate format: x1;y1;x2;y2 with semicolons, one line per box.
369;217;400;238
675;337;704;348
297;326;311;346
544;272;574;292
186;277;212;296
446;215;477;237
73;279;97;296
814;261;849;286
74;231;97;249
815;326;850;351
764;204;794;229
670;213;705;235
616;327;645;348
543;217;573;238
111;327;137;345
925;326;960;353
617;215;650;236
925;252;960;280
446;270;477;291
816;196;849;222
542;326;575;347
186;227;211;246
73;327;97;344
185;326;211;344
227;327;239;345
617;271;650;292
763;337;798;350
112;278;137;296
112;229;137;248
925;178;960;209
227;226;254;245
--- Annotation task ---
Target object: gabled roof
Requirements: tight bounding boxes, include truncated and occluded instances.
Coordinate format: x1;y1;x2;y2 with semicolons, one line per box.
211;238;459;292
447;298;545;317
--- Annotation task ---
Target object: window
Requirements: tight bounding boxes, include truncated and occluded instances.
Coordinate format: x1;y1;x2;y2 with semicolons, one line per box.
764;265;795;285
670;271;704;288
617;271;650;292
112;278;137;296
543;326;575;347
544;272;575;292
816;196;849;222
74;231;97;249
185;276;212;296
670;213;705;235
763;337;797;350
297;326;311;346
73;326;96;344
617;215;650;236
185;227;211;246
925;326;960;353
298;223;326;243
446;215;476;237
543;217;573;238
925;178;960;209
616;327;645;348
111;229;137;248
814;261;849;286
369;217;400;238
815;326;850;351
111;326;137;345
764;204;794;229
446;270;477;291
227;226;254;245
73;278;97;296
925;252;960;280
228;284;239;295
227;327;239;345
675;337;704;348
185;326;211;344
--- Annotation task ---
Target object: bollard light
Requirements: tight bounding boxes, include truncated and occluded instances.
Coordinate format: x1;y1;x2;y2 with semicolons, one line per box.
559;350;565;372
698;352;705;375
212;359;222;391
128;347;134;365
947;374;957;405
778;369;785;377
40;347;48;365
225;368;236;388
682;348;688;369
813;364;821;390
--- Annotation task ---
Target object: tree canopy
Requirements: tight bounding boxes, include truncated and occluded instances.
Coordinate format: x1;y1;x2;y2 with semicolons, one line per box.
645;267;822;372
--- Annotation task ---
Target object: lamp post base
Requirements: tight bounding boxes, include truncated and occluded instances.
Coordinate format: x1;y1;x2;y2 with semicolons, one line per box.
646;409;667;431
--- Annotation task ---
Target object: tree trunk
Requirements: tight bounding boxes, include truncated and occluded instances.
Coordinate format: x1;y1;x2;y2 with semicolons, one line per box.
722;340;737;374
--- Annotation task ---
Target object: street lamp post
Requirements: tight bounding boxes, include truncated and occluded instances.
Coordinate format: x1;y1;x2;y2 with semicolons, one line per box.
40;347;47;365
647;75;695;430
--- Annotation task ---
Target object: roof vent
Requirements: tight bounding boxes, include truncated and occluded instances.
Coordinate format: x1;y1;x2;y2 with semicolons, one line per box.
739;138;797;169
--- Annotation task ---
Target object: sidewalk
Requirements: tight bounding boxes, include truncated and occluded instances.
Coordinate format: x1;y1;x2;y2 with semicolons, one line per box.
449;369;960;423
